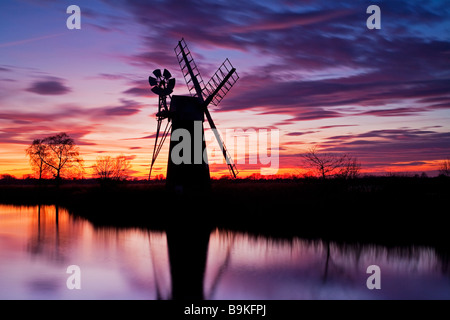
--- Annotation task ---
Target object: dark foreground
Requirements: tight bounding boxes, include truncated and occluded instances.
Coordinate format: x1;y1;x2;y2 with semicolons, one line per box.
1;177;449;249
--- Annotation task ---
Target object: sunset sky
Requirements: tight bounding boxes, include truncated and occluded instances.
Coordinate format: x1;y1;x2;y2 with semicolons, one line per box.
1;0;449;179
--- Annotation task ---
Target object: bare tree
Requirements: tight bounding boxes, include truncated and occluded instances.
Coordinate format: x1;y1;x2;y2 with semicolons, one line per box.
336;155;361;179
92;156;115;180
26;133;83;181
113;155;132;181
302;146;360;179
302;146;345;179
26;139;51;180
438;158;450;177
43;133;83;181
93;155;131;181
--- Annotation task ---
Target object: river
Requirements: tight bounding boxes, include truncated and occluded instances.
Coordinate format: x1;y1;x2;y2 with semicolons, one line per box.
0;204;449;299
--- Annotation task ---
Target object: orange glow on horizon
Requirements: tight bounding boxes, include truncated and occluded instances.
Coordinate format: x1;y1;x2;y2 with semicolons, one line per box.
1;161;443;180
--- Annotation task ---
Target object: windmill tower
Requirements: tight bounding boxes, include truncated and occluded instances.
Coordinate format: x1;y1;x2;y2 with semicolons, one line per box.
148;38;239;193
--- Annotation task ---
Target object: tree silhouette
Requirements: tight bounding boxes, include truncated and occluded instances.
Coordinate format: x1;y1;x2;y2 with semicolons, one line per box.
26;139;51;180
302;146;360;179
336;155;361;179
302;146;344;179
438;158;450;177
92;155;131;181
26;133;83;181
0;174;16;181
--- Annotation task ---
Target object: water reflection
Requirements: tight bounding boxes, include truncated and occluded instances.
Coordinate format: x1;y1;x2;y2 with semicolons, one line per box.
204;231;450;299
0;205;449;300
167;226;210;300
28;205;65;262
0;205;170;299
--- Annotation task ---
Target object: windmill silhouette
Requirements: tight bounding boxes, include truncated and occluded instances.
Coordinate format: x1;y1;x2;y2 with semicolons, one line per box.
148;38;239;192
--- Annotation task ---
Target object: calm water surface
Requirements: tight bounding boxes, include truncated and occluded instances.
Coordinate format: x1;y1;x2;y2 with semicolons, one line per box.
0;204;449;299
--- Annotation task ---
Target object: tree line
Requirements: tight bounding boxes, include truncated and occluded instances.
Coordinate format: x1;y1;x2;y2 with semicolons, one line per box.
25;132;130;182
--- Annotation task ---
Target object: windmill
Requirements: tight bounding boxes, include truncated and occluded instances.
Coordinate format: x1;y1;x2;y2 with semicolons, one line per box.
148;38;239;192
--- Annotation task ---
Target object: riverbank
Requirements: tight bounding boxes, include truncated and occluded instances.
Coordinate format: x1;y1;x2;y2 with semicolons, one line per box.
1;177;449;249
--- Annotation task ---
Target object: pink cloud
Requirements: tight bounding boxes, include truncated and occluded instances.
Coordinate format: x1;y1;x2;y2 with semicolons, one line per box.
26;77;71;95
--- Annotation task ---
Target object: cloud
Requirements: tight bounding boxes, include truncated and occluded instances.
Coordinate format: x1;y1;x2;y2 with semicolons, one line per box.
128;50;181;69
390;161;428;167
0;124;96;146
124;155;137;161
290;110;343;121
95;73;130;81
318;128;450;168
286;131;316;137
0;105;79;124
358;107;427;117
98;99;142;116
26;77;71;95
318;125;358;130
220;71;450;121
0;108;74;124
230;9;355;33
121;133;158;140
0;33;65;49
123;86;151;97
108;0;450;125
0;98;143;129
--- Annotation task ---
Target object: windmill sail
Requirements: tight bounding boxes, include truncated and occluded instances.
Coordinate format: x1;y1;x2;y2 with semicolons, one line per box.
204;59;239;107
174;39;206;100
